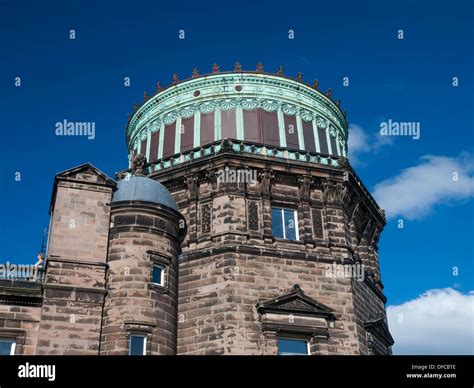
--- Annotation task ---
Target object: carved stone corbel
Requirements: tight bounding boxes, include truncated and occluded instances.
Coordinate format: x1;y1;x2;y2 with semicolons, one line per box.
298;175;313;203
184;174;199;199
258;170;275;197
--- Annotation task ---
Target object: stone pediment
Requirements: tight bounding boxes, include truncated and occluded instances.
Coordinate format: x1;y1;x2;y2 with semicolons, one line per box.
55;163;116;186
364;317;394;346
49;163;116;214
256;284;335;320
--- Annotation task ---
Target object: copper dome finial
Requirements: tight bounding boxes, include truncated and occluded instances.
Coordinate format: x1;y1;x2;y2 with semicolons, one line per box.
277;66;284;75
172;73;180;84
133;102;139;112
326;88;333;98
212;63;220;73
256;62;264;72
296;71;303;81
313;79;319;89
234;61;242;72
192;68;199;78
156;82;163;92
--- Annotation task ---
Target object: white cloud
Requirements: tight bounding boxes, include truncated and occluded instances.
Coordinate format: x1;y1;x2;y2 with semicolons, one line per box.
372;153;474;220
387;288;474;355
348;124;393;166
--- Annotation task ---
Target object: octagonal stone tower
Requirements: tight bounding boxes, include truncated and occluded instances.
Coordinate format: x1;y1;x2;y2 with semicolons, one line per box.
123;63;394;355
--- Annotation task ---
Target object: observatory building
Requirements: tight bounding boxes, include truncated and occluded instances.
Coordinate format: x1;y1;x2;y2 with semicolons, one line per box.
0;64;393;355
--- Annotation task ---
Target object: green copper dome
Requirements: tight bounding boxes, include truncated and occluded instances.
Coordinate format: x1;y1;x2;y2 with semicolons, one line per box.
126;65;348;171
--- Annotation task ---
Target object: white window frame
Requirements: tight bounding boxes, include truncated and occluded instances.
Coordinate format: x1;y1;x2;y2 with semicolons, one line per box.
272;207;299;241
0;339;16;356
277;337;309;356
129;335;147;356
151;264;166;287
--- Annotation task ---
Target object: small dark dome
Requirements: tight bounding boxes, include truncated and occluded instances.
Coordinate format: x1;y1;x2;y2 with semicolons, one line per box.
112;175;177;210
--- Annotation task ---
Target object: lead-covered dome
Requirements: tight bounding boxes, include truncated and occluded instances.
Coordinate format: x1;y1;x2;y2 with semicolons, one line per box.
112;175;177;210
126;63;348;172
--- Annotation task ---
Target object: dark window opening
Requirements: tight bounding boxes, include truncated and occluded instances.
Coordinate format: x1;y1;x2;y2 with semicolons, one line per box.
163;123;176;159
180;116;194;153
283;114;299;150
302;120;316;153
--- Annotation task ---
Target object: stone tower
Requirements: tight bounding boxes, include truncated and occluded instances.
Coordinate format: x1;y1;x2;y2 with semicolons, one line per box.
100;157;186;355
124;65;394;355
37;163;115;354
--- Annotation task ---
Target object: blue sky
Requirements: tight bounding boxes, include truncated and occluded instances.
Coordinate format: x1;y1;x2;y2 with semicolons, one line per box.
1;0;473;353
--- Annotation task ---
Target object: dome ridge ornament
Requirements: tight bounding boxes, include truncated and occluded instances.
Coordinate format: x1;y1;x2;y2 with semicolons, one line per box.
234;61;242;72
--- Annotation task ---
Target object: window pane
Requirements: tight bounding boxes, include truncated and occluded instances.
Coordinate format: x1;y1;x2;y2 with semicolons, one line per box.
139;139;147;156
130;335;145;355
243;109;262;143
0;340;14;356
163;123;176;158
318;127;329;154
302;120;315;152
180;117;195;153
221;109;236;139
262;110;280;147
330;136;338;155
152;266;163;285
284;209;298;241
271;208;284;238
149;130;160;162
200;112;215;145
278;338;308;355
284;114;299;150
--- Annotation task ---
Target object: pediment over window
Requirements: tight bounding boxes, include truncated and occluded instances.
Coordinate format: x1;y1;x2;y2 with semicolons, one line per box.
256;284;335;321
364;317;394;347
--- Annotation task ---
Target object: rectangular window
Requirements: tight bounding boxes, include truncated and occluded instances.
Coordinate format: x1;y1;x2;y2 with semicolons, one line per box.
283;114;299;150
180;116;195;153
149;130;160;162
140;139;147;156
261;110;280;147
302;120;316;152
0;339;16;356
318;127;329;154
162;123;176;159
152;265;165;286
330;136;338;156
129;335;146;356
243;109;262;143
271;207;299;241
277;338;309;355
221;109;236;139
200;112;215;144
